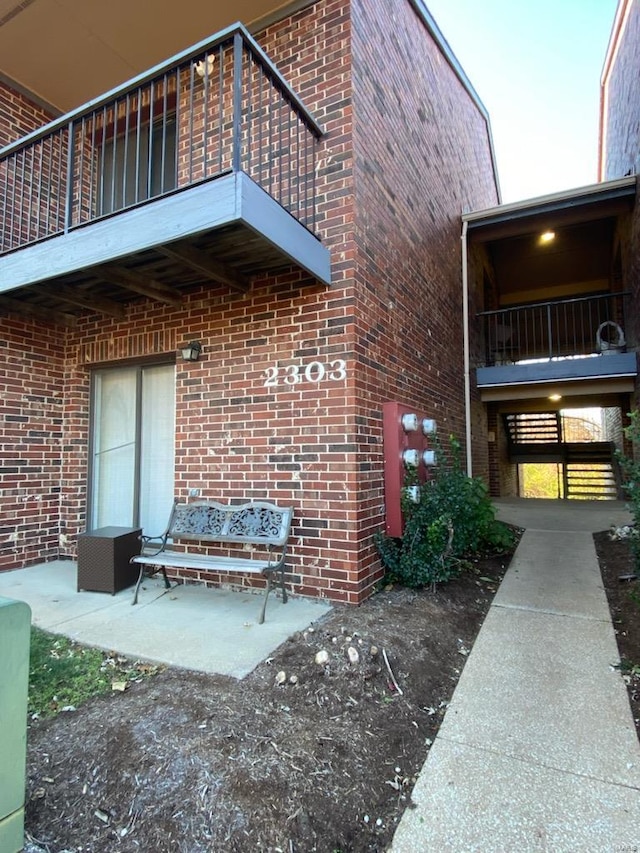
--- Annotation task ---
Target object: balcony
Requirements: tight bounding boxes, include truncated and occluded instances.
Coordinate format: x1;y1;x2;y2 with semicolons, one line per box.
0;24;330;324
476;292;637;399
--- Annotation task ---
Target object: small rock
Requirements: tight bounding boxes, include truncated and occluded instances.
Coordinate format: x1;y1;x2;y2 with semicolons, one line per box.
315;650;330;665
347;646;359;664
289;674;299;685
275;671;287;685
363;814;370;824
370;645;379;656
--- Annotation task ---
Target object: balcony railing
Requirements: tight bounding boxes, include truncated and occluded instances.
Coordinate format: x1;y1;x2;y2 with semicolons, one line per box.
479;292;629;365
0;23;323;256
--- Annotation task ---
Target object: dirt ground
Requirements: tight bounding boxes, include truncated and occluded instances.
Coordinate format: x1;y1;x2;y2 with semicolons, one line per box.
594;530;640;739
24;527;638;853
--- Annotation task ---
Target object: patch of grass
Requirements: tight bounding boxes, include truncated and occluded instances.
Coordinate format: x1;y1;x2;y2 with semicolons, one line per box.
29;627;162;719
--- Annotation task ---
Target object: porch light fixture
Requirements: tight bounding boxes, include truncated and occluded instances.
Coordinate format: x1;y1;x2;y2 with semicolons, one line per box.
539;230;556;245
194;55;215;79
549;393;562;402
181;341;202;362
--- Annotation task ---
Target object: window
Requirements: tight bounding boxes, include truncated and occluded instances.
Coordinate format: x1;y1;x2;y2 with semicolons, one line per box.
97;115;177;215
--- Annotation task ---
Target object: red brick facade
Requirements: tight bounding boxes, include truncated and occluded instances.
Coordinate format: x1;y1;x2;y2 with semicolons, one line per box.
0;0;498;602
601;0;640;405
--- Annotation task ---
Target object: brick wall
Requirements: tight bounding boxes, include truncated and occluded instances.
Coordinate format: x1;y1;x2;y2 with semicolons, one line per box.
601;0;640;401
0;83;64;568
1;1;499;602
601;0;640;181
0;318;65;568
486;405;518;497
0;82;53;147
350;0;498;549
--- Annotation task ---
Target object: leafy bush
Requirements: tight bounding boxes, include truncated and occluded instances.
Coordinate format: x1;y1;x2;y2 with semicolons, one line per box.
616;410;640;571
376;435;515;589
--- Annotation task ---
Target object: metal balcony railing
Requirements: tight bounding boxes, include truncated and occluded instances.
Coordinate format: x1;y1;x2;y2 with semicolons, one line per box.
478;292;629;365
0;23;323;255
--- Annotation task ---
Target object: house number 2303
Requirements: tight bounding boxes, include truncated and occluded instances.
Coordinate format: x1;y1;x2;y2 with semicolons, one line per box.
263;359;347;387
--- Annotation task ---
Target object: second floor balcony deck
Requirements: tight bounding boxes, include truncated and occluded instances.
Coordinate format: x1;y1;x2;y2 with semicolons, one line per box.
476;292;637;398
0;24;330;325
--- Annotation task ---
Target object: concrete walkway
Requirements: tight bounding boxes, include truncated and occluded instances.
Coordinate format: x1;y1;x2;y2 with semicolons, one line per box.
391;499;640;852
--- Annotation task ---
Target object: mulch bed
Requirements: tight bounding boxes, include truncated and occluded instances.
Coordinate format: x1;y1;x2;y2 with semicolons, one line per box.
24;546;516;853
594;530;640;737
24;528;640;853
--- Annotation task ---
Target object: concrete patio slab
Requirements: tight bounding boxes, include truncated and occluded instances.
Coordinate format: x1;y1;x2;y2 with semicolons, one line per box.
0;561;332;678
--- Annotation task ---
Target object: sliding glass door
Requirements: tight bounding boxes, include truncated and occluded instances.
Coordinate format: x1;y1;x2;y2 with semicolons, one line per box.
89;363;175;534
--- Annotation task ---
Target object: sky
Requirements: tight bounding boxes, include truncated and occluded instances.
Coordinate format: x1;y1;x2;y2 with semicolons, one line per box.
424;0;620;204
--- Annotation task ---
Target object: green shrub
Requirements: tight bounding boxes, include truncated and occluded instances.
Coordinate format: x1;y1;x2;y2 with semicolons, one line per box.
376;435;515;589
616;410;640;571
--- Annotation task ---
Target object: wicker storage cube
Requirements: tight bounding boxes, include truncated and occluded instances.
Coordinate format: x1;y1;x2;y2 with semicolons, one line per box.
77;526;142;594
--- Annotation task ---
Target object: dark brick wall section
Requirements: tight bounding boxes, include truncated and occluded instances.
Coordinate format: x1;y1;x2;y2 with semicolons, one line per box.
601;0;640;405
601;0;640;181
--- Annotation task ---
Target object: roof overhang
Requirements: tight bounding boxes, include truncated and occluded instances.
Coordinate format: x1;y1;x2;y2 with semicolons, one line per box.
0;0;316;114
463;176;636;243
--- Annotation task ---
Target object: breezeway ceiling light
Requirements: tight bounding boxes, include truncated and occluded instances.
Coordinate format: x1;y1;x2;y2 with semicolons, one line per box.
549;393;562;401
181;341;202;362
539;230;556;245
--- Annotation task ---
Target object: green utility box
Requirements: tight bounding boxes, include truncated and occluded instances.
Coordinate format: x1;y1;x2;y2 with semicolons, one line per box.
0;597;31;853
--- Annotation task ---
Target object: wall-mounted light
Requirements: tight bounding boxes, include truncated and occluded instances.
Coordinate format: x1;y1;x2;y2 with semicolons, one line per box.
548;393;562;402
194;55;215;79
181;341;202;362
539;230;556;245
401;412;419;432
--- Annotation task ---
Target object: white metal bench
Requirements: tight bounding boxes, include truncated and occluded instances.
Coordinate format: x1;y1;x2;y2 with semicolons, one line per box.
131;500;293;624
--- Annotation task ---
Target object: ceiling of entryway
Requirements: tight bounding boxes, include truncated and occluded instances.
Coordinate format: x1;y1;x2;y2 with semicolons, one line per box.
0;0;310;113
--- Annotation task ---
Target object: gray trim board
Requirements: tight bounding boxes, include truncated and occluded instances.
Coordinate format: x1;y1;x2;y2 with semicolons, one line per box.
237;173;331;285
477;352;638;388
0;173;331;292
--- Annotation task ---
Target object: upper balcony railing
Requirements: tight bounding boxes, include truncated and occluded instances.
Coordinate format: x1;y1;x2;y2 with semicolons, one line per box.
478;292;629;366
0;23;323;256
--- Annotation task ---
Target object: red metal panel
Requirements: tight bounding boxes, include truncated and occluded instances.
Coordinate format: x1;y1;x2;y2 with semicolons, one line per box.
383;401;436;537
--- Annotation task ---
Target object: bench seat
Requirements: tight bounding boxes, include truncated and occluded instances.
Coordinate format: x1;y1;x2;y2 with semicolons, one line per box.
131;499;293;623
134;551;277;574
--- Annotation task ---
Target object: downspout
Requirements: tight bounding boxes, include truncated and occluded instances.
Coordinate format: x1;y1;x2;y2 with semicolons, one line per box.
461;219;472;477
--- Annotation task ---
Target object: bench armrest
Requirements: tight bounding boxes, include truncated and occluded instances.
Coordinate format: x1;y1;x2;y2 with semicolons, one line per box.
140;533;169;557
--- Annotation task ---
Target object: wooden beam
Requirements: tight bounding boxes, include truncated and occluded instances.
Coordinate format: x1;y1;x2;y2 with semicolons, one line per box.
0;295;77;327
93;265;182;306
156;243;250;294
42;284;126;318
